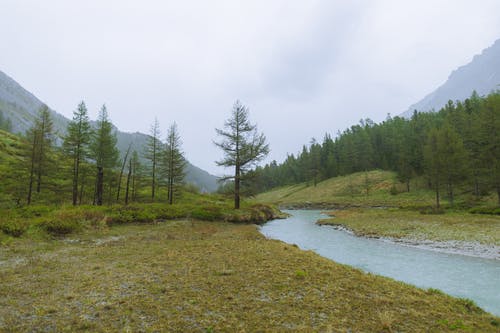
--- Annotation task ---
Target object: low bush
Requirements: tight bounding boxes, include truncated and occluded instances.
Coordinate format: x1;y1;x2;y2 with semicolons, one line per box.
191;205;223;221
39;218;81;235
17;205;54;218
469;206;500;215
0;219;29;237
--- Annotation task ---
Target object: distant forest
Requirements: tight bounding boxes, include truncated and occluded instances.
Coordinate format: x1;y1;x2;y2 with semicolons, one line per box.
252;91;500;206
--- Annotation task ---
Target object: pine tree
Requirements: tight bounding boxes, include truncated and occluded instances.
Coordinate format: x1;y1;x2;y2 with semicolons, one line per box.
26;105;54;204
90;105;119;206
479;92;500;204
423;128;442;208
161;122;186;204
145;118;161;201
215;100;269;209
63;101;92;205
116;143;132;202
438;125;468;205
130;151;141;202
424;125;467;207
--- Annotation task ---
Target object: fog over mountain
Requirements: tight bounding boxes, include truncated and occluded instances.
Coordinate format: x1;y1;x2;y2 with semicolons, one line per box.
402;39;500;117
0;70;218;192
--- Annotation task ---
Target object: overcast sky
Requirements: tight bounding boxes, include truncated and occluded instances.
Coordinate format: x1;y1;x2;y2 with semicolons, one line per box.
2;1;500;175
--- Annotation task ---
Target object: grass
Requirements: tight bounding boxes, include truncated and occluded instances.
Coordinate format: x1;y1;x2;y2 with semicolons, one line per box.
317;208;500;245
254;170;497;209
0;201;286;243
0;220;498;332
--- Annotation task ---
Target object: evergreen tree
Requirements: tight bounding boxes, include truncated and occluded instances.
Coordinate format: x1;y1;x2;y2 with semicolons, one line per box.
26;105;54;204
145;118;161;201
90;105;119;206
423;128;443;208
437;125;468;205
309;139;322;186
130;151;142;202
62;101;92;205
479;92;500;204
116;143;132;202
215;100;269;209
161;122;186;204
424;125;467;207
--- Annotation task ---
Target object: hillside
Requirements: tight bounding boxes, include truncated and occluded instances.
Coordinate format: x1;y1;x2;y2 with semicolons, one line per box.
402;38;500;117
255;170;438;208
0;70;218;192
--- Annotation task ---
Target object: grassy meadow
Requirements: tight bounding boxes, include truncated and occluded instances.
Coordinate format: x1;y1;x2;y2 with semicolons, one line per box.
1;218;499;332
254;170;498;209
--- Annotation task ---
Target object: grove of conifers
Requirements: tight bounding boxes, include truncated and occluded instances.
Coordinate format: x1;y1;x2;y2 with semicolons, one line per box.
253;91;500;207
0;102;186;207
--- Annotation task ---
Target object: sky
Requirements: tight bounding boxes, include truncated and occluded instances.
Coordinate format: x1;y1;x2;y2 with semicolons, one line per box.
1;0;500;175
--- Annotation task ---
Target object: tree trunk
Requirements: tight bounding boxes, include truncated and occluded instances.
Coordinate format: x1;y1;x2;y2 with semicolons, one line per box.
234;164;240;209
151;140;156;202
497;186;500;206
79;169;86;205
168;142;174;205
132;169;136;202
27;133;37;205
36;116;45;194
125;159;132;205
406;180;410;193
435;181;440;209
96;166;104;206
72;155;79;206
473;171;480;198
448;181;454;206
116;144;131;202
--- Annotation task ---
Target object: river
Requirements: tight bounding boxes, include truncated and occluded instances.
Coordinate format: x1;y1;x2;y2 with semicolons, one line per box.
259;210;500;315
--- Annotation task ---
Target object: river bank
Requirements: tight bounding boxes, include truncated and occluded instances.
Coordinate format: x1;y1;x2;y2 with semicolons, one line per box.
316;208;500;260
320;222;500;260
2;219;499;332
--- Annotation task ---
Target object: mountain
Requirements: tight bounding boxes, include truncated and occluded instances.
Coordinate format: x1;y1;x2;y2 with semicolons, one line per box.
402;38;500;117
0;70;218;192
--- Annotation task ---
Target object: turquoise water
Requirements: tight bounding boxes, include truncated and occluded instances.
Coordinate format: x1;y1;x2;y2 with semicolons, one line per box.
259;210;500;315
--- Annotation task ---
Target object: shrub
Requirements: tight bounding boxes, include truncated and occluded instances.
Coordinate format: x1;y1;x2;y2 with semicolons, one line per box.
0;219;29;237
18;205;54;218
469;206;500;215
39;218;81;235
191;206;223;221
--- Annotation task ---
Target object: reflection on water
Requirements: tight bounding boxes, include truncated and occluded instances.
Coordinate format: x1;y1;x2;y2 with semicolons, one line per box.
260;210;500;315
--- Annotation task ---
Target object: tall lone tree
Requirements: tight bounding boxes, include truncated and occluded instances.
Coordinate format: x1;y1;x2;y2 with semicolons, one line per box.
63;101;92;205
90;105;119;206
215;100;269;209
145;118;161;201
26;105;54;204
162;122;186;205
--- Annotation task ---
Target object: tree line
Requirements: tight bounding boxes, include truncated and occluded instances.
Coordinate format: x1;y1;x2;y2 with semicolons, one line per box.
253;91;500;207
1;102;186;207
1;99;269;210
